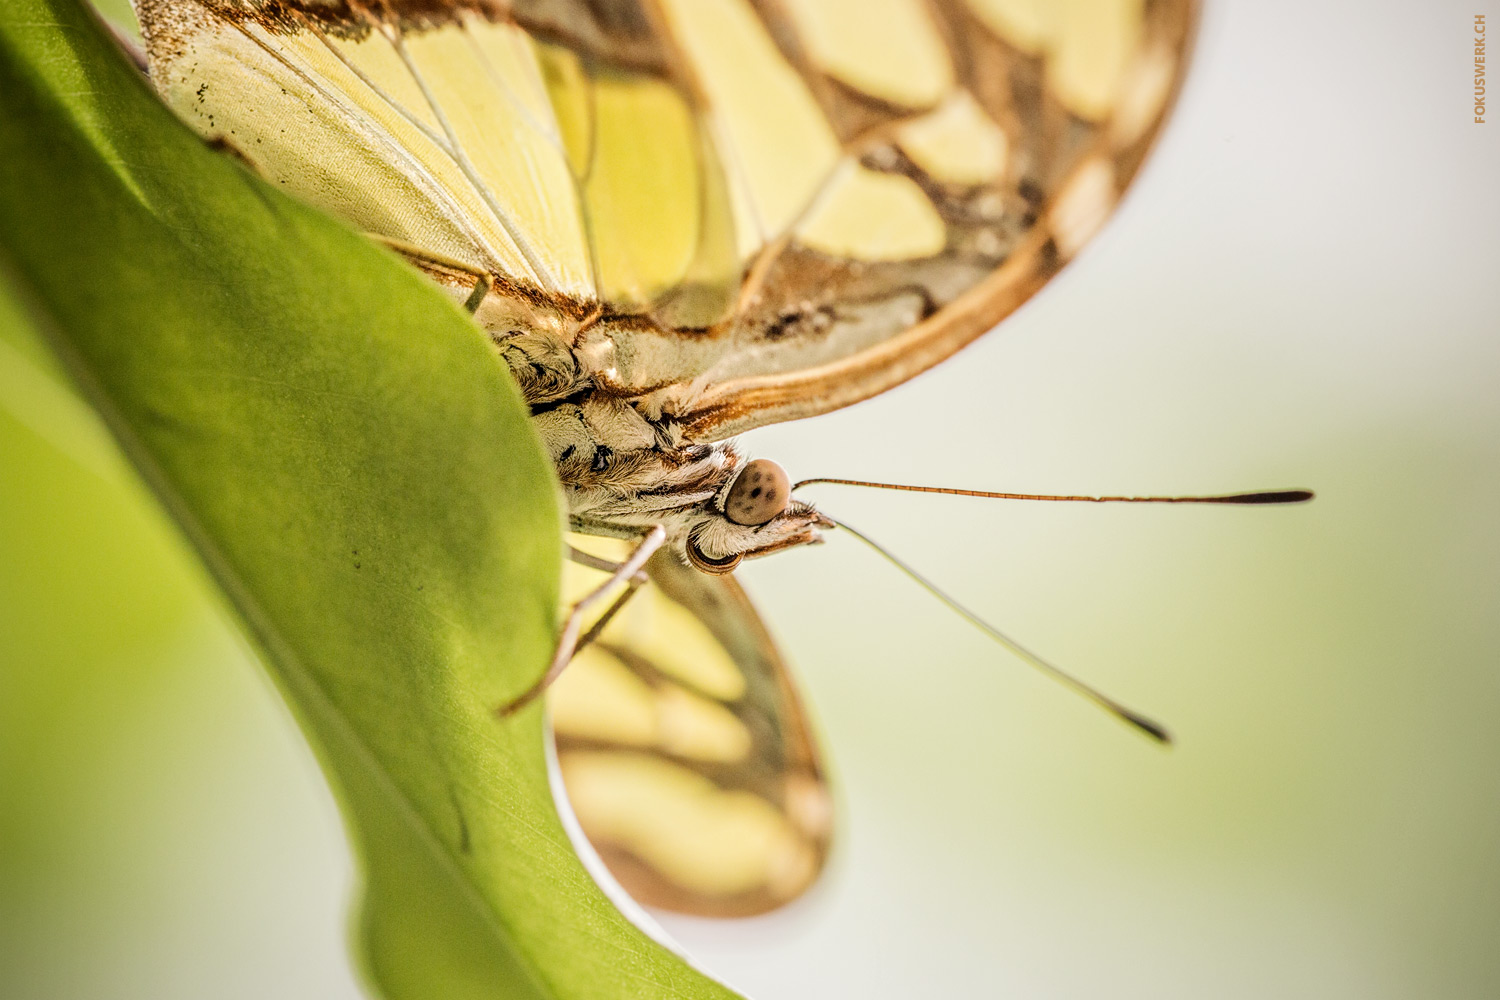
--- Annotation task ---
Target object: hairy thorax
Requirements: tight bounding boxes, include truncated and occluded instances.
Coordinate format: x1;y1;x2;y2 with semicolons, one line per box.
493;322;828;570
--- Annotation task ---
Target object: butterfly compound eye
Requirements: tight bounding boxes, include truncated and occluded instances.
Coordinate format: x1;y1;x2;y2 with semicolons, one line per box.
725;459;791;526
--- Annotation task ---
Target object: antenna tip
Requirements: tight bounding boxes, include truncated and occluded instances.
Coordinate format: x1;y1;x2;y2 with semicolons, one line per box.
1123;711;1174;745
1232;489;1315;505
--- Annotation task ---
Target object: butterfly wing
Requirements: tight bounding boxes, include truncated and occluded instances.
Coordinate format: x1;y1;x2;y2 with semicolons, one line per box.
597;0;1199;439
552;537;831;916
139;0;1194;437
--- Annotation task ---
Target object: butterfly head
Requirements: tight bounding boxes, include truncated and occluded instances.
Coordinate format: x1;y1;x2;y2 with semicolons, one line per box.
684;458;832;574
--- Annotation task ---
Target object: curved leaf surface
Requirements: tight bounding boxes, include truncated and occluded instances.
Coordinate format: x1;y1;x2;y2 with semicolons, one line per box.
0;1;739;997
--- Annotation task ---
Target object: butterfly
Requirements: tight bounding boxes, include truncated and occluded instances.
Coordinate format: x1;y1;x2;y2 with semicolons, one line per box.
134;0;1201;917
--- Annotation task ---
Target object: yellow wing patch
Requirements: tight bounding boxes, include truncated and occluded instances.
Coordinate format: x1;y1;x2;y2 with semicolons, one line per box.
560;751;819;901
548;538;831;916
898;91;1010;187
784;0;954;109
797;164;947;262
658;0;842;244
398;18;594;291
964;0;1145;120
564;562;746;702
584;72;703;309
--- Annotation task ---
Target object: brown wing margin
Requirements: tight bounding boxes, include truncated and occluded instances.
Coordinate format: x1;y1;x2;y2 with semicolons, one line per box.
680;225;1058;439
549;548;833;917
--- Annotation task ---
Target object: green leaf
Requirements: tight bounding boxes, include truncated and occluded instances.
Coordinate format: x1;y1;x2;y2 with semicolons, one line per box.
0;2;739;997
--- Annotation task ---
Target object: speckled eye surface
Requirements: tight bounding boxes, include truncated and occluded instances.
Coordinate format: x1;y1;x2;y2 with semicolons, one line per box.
725;459;791;526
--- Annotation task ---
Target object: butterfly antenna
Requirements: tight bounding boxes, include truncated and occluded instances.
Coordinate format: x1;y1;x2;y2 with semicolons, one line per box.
795;479;1314;505
825;516;1173;745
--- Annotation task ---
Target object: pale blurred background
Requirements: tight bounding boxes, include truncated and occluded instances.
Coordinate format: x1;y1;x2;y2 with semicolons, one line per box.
3;1;1497;998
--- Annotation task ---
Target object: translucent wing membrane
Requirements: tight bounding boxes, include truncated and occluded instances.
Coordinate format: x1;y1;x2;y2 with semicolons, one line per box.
140;0;1193;438
138;0;584;301
552;537;831;916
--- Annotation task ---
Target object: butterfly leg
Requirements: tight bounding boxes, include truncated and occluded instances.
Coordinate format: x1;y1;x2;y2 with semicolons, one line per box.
496;525;667;718
462;272;493;314
561;544;652;662
367;235;492;314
